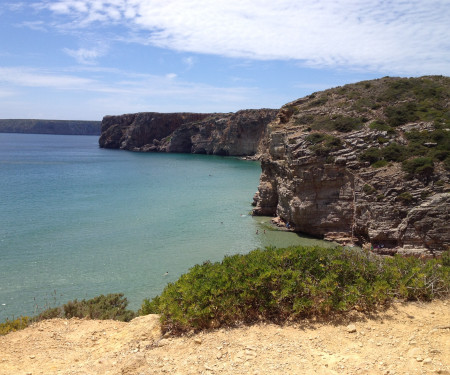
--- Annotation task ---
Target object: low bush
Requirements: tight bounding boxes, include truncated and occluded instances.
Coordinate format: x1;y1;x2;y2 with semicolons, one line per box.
402;157;434;179
305;133;326;144
381;142;405;162
140;246;449;334
369;121;395;135
397;192;414;204
36;293;136;322
306;133;343;157
360;148;381;164
0;317;29;336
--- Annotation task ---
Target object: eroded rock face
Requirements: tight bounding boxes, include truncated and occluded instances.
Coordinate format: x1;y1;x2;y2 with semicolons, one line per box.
99;110;277;156
163;109;278;156
253;77;450;255
253;126;449;254
99;112;210;150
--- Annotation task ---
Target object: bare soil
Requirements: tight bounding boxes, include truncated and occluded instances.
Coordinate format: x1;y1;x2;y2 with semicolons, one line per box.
1;300;449;375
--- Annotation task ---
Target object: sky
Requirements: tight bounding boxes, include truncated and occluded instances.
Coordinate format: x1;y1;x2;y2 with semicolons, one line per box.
0;1;449;121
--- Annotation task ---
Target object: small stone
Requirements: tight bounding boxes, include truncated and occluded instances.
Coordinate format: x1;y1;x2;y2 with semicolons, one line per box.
29;355;35;359
346;324;357;333
194;338;202;344
423;358;432;364
416;357;423;362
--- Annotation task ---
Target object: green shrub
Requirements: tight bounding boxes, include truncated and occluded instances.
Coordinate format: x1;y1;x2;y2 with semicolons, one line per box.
442;250;450;267
0;317;29;336
397;192;414;204
332;115;364;132
402;157;434;178
372;160;388;168
385;102;419;127
381;142;405;162
360;148;381;164
140;246;450;334
305;133;326;144
363;184;377;195
369;121;395;135
307;133;343;157
36;293;136;322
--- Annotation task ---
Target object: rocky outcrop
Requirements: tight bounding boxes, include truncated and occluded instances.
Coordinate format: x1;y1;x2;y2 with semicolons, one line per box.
252;76;450;255
99;112;210;150
162;109;278;156
99;110;278;156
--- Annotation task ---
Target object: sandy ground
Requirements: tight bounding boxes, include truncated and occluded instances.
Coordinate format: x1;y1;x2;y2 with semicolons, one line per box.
0;300;449;375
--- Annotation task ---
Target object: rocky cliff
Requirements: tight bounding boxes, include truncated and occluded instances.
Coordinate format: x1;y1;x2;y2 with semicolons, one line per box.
99;110;278;156
98;76;449;254
99;112;211;150
252;76;450;255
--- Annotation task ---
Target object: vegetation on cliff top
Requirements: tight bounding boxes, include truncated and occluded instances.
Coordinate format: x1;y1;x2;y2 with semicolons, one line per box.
284;76;450;172
140;246;450;334
0;293;135;335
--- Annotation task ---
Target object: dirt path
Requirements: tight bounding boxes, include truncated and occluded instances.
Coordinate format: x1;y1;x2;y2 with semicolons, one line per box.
1;300;449;375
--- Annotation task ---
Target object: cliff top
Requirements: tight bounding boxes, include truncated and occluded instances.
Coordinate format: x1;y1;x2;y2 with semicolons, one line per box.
1;299;448;374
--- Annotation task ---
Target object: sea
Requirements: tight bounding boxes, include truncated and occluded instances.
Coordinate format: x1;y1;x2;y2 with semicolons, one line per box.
0;133;336;321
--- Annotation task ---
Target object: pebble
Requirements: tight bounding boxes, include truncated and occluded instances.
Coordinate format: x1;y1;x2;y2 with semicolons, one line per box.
194;338;202;344
347;324;357;333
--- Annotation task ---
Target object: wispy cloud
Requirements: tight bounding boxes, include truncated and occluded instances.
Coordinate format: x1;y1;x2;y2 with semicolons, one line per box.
0;65;268;117
0;67;94;89
183;56;195;70
35;0;450;75
63;45;108;64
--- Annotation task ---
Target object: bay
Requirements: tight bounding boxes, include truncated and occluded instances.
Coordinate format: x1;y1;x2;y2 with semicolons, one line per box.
0;133;334;321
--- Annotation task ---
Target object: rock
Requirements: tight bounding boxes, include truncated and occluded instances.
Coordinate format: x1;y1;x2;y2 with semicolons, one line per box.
99;109;278;157
347;324;357;333
194;338;202;344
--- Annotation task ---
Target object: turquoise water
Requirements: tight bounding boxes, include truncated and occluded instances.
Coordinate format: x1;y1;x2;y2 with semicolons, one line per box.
0;133;335;321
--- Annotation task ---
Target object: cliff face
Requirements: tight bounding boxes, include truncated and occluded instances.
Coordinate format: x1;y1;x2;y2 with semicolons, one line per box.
99;112;210;150
253;76;450;254
99;110;278;156
98;77;449;254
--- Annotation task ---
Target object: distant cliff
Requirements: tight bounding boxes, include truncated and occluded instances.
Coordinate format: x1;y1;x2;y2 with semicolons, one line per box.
0;119;101;135
99;109;278;156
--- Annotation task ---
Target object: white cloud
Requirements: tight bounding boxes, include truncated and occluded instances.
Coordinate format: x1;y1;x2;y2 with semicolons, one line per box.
63;46;107;64
0;67;94;88
183;56;195;70
165;73;177;80
36;0;450;75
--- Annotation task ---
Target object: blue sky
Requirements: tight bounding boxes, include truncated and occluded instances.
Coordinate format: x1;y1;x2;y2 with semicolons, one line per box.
1;1;449;120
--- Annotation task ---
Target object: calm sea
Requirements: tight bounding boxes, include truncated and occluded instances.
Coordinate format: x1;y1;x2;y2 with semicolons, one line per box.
0;133;335;321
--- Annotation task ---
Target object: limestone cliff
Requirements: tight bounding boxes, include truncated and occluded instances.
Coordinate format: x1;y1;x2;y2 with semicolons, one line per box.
99;112;211;150
253;76;450;255
99;110;278;156
98;76;449;254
